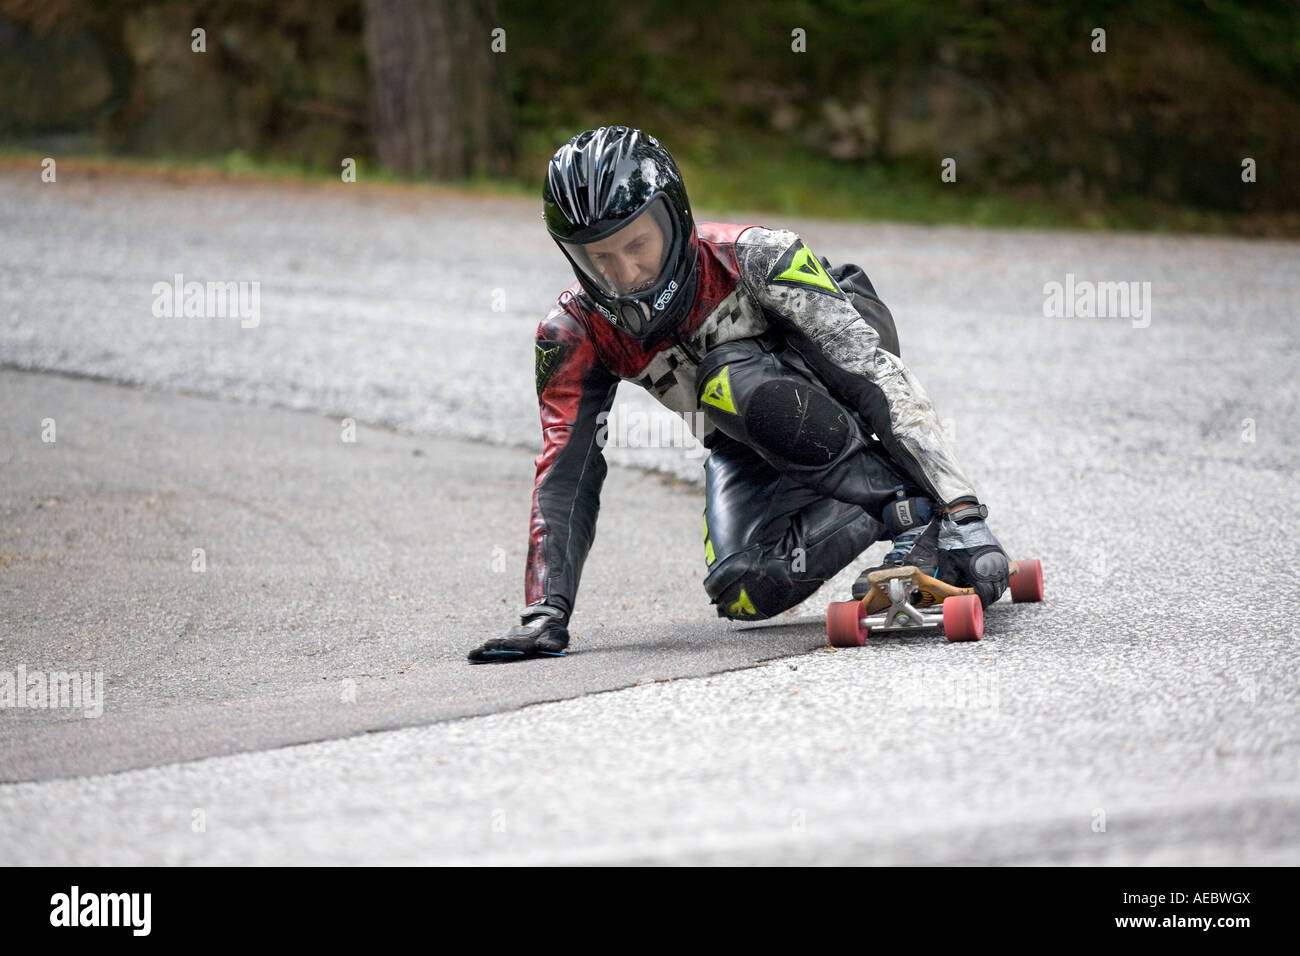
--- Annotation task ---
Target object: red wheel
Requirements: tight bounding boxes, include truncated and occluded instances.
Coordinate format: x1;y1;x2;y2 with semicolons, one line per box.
1009;559;1044;603
942;594;983;642
826;601;869;647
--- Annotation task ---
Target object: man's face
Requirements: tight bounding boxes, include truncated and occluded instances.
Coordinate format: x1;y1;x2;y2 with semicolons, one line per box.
581;214;665;296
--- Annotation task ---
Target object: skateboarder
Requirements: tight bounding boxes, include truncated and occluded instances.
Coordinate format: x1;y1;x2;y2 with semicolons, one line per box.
468;126;1010;663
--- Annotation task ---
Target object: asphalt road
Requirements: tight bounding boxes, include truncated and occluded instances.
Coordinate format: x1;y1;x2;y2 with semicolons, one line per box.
1;165;1297;864
0;367;826;782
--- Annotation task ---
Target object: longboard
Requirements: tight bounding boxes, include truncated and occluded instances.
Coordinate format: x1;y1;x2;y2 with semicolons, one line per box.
826;559;1044;646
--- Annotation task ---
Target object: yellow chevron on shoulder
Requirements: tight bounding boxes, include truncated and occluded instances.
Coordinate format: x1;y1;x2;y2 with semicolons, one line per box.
772;242;838;292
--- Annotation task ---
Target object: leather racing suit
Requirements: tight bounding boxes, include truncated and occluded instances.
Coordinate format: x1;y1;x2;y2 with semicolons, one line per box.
528;223;978;622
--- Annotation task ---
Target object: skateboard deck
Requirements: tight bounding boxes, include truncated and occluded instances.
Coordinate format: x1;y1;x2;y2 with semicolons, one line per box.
859;566;972;615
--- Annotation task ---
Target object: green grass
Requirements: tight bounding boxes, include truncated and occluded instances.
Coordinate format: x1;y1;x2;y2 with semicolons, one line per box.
0;146;534;198
515;129;1266;235
674;137;1245;234
0;141;1275;235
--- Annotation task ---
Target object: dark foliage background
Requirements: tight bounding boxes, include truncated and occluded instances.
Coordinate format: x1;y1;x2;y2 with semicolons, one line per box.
1;0;1296;228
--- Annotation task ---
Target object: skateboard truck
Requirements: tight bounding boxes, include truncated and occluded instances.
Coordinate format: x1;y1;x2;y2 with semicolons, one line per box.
875;570;941;629
825;559;1044;648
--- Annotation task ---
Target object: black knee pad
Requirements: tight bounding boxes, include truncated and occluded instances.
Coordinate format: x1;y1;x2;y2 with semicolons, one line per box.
745;379;850;466
702;547;821;621
703;549;779;620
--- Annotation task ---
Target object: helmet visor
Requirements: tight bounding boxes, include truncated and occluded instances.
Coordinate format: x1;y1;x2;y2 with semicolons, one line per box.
559;197;674;299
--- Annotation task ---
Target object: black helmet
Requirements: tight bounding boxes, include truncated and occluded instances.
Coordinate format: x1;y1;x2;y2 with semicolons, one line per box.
543;126;698;342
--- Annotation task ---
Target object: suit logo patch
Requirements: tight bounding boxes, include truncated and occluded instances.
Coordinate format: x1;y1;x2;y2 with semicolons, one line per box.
728;588;757;616
770;242;839;294
699;365;738;415
535;341;566;397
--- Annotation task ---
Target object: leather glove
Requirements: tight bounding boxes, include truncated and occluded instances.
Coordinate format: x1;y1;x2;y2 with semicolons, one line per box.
936;504;1010;608
467;604;571;664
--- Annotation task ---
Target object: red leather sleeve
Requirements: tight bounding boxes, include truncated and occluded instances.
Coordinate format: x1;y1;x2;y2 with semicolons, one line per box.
525;303;620;618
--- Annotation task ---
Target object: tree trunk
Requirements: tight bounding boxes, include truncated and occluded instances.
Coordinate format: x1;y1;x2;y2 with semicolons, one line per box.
362;0;513;179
